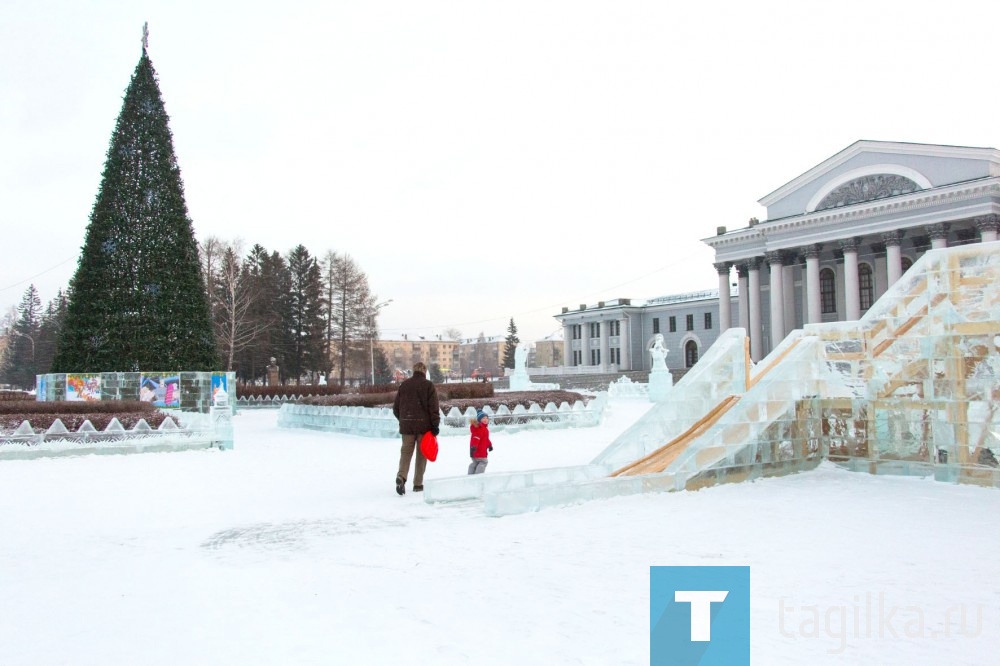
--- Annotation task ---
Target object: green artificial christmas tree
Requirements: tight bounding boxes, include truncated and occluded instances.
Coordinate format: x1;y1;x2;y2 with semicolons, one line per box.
53;26;218;372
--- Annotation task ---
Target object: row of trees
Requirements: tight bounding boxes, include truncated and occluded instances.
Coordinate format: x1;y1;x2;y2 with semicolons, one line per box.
0;241;386;389
199;239;385;385
0;286;68;390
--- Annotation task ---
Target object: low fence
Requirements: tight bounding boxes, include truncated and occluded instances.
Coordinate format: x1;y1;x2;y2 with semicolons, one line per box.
277;393;609;438
9;371;237;459
0;409;232;460
235;395;301;409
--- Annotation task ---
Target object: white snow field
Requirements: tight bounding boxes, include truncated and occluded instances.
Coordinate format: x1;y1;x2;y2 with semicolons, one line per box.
0;402;996;665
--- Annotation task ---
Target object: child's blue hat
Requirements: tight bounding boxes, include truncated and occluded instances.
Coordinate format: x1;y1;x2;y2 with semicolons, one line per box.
476;409;487;422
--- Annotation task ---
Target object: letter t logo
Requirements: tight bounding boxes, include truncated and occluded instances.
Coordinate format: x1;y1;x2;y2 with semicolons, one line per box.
674;590;729;641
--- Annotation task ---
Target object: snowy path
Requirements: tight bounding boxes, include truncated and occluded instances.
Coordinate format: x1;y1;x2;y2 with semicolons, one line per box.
0;405;996;664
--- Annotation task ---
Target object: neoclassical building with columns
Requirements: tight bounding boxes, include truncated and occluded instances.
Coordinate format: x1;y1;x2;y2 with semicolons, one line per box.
552;140;1000;373
705;140;1000;361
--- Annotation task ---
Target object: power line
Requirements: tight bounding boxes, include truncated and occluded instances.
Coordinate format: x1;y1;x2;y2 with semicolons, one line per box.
0;257;76;293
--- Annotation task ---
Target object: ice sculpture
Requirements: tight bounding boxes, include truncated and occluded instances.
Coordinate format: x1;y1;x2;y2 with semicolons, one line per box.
647;333;673;402
508;343;532;391
507;342;560;391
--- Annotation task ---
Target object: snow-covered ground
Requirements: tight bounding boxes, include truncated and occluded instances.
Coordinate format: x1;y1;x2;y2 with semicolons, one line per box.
0;401;996;665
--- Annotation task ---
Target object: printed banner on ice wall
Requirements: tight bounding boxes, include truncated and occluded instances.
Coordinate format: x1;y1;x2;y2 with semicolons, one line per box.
139;375;180;408
66;374;101;402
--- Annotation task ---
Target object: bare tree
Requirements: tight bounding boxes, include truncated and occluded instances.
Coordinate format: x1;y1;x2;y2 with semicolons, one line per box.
321;250;338;374
199;236;224;305
212;241;264;371
325;253;376;386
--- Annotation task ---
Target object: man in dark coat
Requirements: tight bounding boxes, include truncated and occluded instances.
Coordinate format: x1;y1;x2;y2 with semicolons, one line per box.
392;361;440;495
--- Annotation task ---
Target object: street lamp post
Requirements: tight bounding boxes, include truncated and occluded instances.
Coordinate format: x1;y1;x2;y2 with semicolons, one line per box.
369;299;392;385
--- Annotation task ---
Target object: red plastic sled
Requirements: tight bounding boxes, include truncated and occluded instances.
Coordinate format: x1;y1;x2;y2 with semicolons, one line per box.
420;431;439;462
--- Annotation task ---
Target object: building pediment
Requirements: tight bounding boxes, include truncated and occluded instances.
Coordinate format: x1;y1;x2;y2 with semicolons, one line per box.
758;140;1000;221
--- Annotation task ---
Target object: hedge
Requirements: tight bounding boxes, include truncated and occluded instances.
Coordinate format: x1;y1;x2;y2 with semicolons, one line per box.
236;384;344;399
299;389;587;413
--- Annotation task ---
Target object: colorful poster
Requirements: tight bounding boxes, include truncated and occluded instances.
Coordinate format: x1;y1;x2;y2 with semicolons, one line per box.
66;374;101;402
211;373;228;405
139;375;180;408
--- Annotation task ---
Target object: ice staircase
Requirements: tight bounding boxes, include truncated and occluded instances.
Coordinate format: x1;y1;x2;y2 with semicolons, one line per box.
424;243;1000;515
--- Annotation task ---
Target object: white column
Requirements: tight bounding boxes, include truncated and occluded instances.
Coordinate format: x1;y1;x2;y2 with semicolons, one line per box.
620;317;631;370
563;324;572;369
581;323;592;366
928;223;949;250
766;251;785;346
737;264;749;332
976;215;999;242
803;244;822;325
840;237;861;321
599;320;610;370
783;263;796;332
883;231;904;285
715;262;731;331
747;257;763;361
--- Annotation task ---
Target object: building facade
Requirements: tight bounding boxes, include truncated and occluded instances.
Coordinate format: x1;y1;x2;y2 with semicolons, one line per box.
704;140;1000;361
377;334;460;377
532;334;564;368
554;140;1000;371
374;334;505;380
554;292;738;373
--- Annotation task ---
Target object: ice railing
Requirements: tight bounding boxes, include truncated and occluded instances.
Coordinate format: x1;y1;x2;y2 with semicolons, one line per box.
809;243;1000;398
589;327;750;471
277;394;608;438
0;411;228;460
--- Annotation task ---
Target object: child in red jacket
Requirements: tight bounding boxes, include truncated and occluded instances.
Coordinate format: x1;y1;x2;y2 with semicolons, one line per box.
468;409;493;474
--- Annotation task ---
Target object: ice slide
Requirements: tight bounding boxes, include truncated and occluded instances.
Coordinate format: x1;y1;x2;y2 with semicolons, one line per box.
425;243;1000;514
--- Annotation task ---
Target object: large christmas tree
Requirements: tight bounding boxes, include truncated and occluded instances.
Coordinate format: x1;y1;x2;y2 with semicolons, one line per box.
53;29;218;372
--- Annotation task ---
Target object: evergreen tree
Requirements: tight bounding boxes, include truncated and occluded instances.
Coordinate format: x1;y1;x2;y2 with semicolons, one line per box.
234;245;274;382
373;346;393;385
35;290;69;375
285;245;326;382
429;362;444;383
502;317;520;368
52;37;218;372
265;250;294;381
0;285;42;389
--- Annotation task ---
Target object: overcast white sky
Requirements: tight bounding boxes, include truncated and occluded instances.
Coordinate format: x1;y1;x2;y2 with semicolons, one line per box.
3;1;999;342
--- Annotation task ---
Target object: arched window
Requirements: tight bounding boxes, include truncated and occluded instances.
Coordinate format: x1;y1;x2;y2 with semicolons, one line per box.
820;268;836;314
901;256;913;274
684;340;698;368
859;263;874;310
